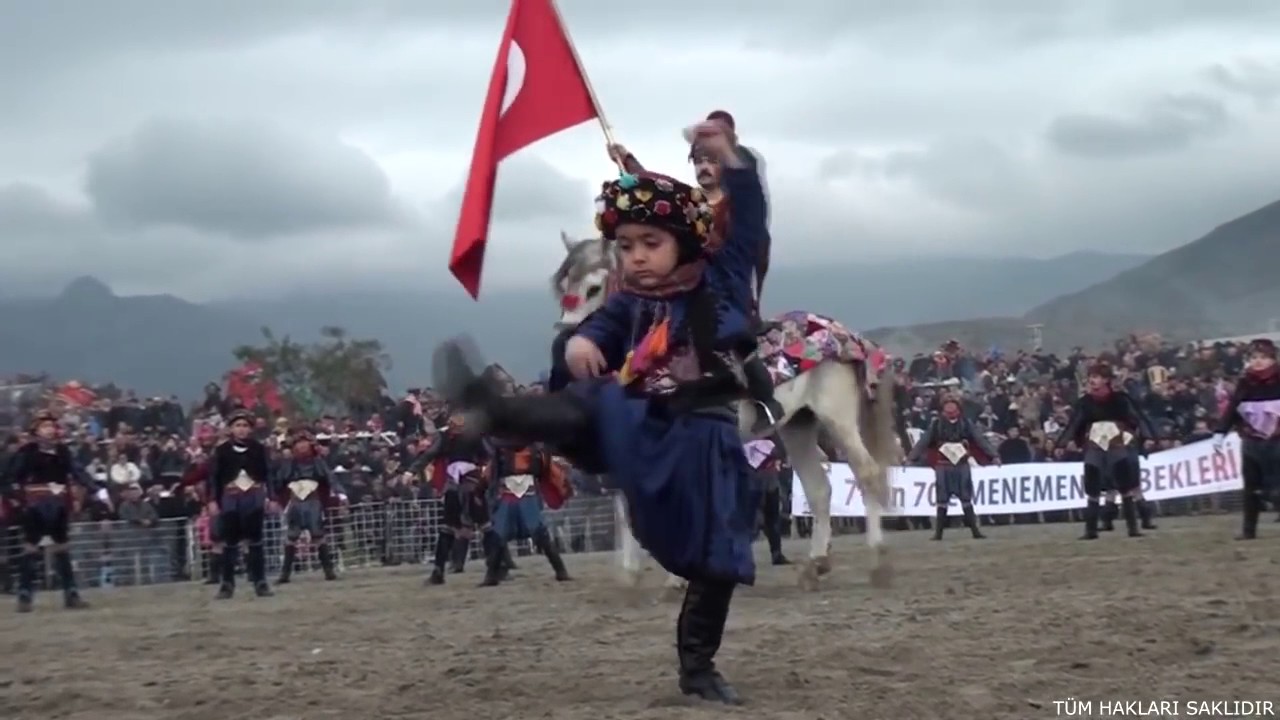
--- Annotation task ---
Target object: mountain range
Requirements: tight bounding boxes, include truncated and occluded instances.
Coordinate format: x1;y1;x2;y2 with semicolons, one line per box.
0;249;1150;395
867;197;1280;355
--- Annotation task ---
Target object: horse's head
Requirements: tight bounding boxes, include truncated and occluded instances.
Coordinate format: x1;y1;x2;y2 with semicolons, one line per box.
551;230;615;330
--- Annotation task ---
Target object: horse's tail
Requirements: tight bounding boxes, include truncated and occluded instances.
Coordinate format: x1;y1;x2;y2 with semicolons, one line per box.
861;365;899;511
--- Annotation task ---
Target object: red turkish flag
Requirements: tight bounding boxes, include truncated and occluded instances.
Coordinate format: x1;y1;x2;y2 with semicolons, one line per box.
449;0;599;299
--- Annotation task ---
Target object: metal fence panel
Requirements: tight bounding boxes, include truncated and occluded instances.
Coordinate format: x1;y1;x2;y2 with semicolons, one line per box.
0;488;1246;592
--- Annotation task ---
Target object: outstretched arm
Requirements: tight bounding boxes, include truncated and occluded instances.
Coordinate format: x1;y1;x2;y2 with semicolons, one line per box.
1053;398;1085;449
1215;385;1243;436
905;421;936;465
967;423;1001;462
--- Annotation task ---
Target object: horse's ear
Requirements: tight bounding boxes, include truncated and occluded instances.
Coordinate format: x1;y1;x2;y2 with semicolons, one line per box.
560;230;576;252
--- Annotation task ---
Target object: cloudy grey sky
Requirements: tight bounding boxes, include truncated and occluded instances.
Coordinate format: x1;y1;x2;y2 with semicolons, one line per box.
1;0;1278;301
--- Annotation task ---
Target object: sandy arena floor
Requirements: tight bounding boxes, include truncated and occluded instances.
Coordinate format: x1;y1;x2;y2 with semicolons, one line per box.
1;516;1278;720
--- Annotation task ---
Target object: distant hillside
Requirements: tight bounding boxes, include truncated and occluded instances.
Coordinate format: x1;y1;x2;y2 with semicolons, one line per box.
866;198;1280;355
0;251;1147;395
0;276;262;395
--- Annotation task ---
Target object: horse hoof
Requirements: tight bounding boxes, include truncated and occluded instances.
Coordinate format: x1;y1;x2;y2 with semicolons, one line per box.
813;556;833;576
869;563;894;589
797;563;821;592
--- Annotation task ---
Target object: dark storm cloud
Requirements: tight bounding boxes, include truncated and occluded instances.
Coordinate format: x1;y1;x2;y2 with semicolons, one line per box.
1046;94;1230;159
818;138;1031;210
437;155;590;225
85;118;399;240
5;0;1277;76
1207;59;1280;105
0;183;91;237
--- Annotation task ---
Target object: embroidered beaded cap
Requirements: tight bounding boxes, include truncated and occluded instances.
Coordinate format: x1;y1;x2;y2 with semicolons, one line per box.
594;171;714;254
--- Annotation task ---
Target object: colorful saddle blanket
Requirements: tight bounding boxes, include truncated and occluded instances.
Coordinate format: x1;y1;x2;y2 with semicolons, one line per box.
756;311;888;389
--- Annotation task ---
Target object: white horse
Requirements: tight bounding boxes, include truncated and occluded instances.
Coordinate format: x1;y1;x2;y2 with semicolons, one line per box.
552;231;902;591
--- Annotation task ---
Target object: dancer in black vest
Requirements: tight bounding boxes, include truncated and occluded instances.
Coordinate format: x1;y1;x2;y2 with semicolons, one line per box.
274;433;345;583
906;398;999;540
206;410;274;598
1214;339;1280;540
1055;363;1157;540
3;412;93;612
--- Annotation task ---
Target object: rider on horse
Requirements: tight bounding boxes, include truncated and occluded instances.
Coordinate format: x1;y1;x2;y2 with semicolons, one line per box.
610;111;784;434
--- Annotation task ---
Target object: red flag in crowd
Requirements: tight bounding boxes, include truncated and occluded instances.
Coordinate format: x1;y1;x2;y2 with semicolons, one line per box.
450;0;600;298
55;380;96;407
224;361;285;414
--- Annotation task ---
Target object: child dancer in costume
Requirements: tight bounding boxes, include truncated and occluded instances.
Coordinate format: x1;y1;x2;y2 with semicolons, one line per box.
1214;338;1280;540
435;122;762;705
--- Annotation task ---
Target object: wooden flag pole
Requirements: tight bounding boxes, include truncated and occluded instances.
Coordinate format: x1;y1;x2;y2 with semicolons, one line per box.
546;0;626;172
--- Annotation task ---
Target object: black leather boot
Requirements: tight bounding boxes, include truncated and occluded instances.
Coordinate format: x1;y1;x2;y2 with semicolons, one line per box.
54;552;87;609
278;545;296;584
204;552;222;585
248;543;273;596
479;531;504;587
433;338;594;455
743;357;784;435
1100;501;1116;531
932;506;947;540
534;528;571;581
677;579;742;705
0;550;13;596
427;532;453;585
318;544;338;581
1079;501;1099;540
16;553;36;613
763;520;788;565
450;536;470;573
961;504;985;539
1137;499;1157;530
217;545;238;599
1237;492;1260;541
1121;497;1142;537
762;489;788;564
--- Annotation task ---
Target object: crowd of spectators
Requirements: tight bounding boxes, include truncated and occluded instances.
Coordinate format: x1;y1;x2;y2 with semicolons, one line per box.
892;333;1244;464
0;332;1265;590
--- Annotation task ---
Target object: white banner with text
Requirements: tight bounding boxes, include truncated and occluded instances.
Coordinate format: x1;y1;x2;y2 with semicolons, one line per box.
791;435;1244;517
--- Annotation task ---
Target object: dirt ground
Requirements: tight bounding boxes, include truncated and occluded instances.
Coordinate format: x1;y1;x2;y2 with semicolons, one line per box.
1;516;1278;720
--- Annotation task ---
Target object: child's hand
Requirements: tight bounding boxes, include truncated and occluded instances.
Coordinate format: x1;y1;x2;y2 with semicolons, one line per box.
566;336;607;379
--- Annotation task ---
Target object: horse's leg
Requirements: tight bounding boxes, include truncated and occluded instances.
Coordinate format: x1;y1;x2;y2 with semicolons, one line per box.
613;492;644;587
809;363;892;588
860;365;901;587
777;416;830;592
